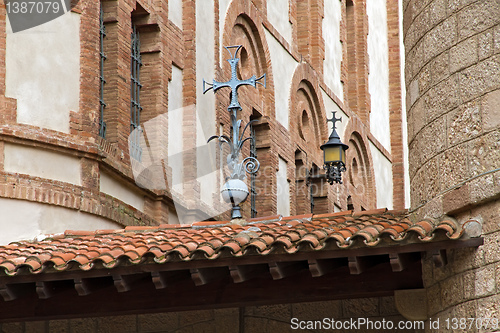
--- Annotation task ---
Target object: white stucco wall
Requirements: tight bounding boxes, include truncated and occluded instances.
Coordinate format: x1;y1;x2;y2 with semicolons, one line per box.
219;0;232;66
367;0;391;152
4;143;81;186
5;12;80;133
267;0;292;44
100;171;145;212
277;157;290;216
168;65;184;195
0;198;121;245
168;0;182;28
264;29;298;130
321;88;348;139
369;141;393;209
168;209;180;225
323;0;343;101
399;0;410;208
196;0;217;206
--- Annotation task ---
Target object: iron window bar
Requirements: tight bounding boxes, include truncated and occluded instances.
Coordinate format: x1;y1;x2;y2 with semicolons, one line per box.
250;122;258;218
99;3;107;138
130;24;143;161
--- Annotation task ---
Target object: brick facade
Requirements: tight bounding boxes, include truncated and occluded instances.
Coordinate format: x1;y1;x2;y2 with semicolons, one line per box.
0;0;406;229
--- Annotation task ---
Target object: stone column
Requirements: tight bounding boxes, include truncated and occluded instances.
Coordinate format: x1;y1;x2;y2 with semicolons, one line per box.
404;0;500;330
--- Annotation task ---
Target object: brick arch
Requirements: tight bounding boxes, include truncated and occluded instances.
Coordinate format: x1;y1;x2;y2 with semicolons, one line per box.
289;63;328;157
342;117;376;210
221;0;274;118
220;1;276;218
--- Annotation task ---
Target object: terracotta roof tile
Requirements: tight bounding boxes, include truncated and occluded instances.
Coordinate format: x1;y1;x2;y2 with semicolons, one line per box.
0;210;476;276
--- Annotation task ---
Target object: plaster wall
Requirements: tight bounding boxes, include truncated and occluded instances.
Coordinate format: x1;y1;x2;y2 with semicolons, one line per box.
321;88;348;139
168;65;184;195
369;141;393;209
323;0;344;101
196;0;216;206
219;0;231;66
5;12;80;133
367;0;391;152
168;0;182;28
3;143;81;186
168;209;180;225
267;0;292;44
100;171;144;212
0;198;121;245
264;29;298;130
277;157;290;216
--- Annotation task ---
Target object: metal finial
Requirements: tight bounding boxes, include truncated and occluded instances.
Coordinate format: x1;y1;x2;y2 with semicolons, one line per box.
204;46;267;220
202;45;266;110
326;111;342;131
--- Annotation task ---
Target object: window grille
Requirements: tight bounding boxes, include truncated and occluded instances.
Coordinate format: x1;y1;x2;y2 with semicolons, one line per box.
130;24;143;161
250;123;258;218
99;3;107;138
310;178;315;214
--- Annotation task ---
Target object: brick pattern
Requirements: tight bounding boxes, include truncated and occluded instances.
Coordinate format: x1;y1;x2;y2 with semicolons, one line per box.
0;0;406;232
345;0;371;125
343;116;377;211
387;0;406;210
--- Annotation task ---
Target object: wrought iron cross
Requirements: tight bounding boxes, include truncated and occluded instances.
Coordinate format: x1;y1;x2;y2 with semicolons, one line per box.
203;45;266;110
327;111;342;131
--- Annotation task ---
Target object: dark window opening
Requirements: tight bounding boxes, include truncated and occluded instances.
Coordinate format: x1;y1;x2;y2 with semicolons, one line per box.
130;23;143;161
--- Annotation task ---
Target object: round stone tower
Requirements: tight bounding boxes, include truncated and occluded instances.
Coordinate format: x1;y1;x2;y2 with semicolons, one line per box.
404;0;500;324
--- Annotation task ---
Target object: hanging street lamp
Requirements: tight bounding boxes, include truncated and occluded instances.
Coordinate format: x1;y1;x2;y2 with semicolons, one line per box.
203;45;266;219
321;112;349;184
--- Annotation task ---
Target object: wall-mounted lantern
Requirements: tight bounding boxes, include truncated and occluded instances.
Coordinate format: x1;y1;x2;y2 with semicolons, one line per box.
320;112;348;184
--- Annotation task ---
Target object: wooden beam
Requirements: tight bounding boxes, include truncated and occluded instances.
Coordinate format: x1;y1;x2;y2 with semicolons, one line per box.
432;249;447;268
389;253;418;272
0;238;483;287
36;281;56;299
0;260;423;322
190;267;228;286
0;284;26;301
74;277;111;296
74;278;92;296
269;261;307;280
229;264;269;283
113;274;145;293
308;258;346;277
151;271;167;289
348;257;364;274
348;256;383;274
151;270;190;289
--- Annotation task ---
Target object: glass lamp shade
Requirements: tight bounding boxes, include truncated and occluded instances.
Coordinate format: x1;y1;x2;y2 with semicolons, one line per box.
320;132;348;165
323;145;346;164
221;179;249;205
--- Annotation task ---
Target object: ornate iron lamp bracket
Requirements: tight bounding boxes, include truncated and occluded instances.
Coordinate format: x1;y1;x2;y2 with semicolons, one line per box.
204;45;266;181
203;45;266;219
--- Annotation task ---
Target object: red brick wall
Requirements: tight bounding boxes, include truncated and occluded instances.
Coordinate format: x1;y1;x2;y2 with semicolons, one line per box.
0;0;406;228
